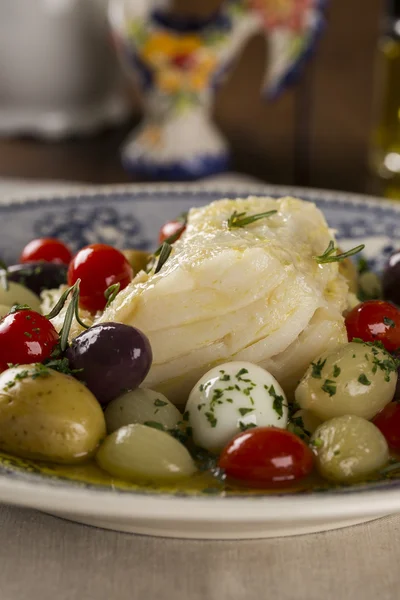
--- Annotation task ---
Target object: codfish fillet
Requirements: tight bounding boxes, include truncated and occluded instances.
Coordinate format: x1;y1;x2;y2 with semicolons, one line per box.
97;196;348;405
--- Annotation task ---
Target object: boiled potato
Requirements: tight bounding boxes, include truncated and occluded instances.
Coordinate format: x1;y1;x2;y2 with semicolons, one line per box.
311;415;388;483
105;388;182;434
0;365;106;463
0;304;11;318
122;249;151;274
0;281;41;313
96;424;196;482
295;342;397;421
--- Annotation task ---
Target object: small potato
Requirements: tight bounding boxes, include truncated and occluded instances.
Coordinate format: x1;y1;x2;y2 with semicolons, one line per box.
295;342;397;421
0;365;106;463
122;249;151;274
311;415;388;483
0;304;11;318
0;281;41;313
105;388;182;434
96;424;196;482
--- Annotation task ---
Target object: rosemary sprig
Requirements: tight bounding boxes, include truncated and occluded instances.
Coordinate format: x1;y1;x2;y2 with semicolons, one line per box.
0;259;9;292
45;280;89;351
315;241;365;264
104;283;120;308
154;242;172;274
227;209;277;229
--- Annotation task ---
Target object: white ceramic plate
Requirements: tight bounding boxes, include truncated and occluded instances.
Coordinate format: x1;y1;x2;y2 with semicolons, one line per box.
0;182;400;539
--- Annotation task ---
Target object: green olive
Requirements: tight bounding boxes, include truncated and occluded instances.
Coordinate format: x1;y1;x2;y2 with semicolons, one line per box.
96;424;196;483
295;342;397;421
105;388;182;434
0;365;106;463
311;415;389;483
0;282;41;313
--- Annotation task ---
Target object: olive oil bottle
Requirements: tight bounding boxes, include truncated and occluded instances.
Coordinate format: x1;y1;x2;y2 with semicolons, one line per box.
370;0;400;199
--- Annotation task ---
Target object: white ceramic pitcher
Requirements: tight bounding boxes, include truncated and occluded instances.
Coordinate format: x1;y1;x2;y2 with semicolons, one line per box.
0;0;131;138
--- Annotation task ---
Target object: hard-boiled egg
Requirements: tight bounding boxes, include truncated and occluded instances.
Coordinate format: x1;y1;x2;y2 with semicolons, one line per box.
186;361;288;452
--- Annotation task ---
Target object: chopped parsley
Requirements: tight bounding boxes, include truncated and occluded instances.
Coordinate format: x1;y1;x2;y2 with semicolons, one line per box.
238;407;254;416
321;379;337;396
182;410;190;422
287;416;311;441
268;385;286;418
10;304;31;314
311;358;326;379
205;412;217;428
197;403;205;411
239;421;257;432
358;373;371;386
23;332;32;338
154;399;168;407
333;364;341;378
383;317;396;329
199;383;204;392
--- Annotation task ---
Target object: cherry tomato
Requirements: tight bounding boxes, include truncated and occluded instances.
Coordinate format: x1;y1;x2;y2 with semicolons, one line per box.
158;220;186;245
373;402;400;451
345;300;400;352
0;309;59;373
218;427;314;487
20;238;72;265
67;244;133;313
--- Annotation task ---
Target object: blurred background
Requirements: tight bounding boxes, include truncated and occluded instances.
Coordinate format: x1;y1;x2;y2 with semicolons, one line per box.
0;0;398;198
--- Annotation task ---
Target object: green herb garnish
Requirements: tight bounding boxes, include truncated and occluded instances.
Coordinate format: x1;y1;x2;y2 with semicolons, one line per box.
238;407;254;416
239;421;257;432
104;283;120;308
321;379;337;396
311;358;326;379
154;242;172;274
154;399;168;407
268;385;286;418
315;241;365;264
383;317;396;329
227;209;277;229
205;412;217;427
333;365;341;378
9;304;31;314
358;373;371;386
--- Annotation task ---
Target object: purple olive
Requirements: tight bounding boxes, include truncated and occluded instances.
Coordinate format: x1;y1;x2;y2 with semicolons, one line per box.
7;262;67;295
66;323;153;406
382;250;400;306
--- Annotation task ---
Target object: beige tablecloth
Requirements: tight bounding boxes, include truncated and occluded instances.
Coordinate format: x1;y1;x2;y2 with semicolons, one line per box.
0;176;399;600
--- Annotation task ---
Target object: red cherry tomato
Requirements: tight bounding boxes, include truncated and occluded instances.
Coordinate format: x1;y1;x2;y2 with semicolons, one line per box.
373;402;400;451
158;220;186;245
67;244;133;313
20;238;72;265
345;300;400;352
218;427;314;487
0;309;59;373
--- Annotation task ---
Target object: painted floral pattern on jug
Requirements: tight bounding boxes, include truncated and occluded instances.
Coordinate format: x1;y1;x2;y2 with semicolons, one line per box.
109;0;325;180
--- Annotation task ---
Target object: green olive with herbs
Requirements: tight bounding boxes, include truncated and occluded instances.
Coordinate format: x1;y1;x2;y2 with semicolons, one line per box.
0;282;41;313
295;342;397;421
311;415;389;483
0;365;106;463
